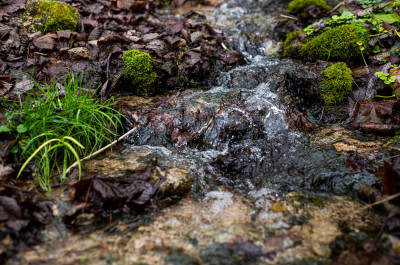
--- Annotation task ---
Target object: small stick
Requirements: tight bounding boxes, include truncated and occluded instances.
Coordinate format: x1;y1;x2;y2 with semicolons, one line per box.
329;2;345;14
221;42;229;51
280;14;299;21
353;80;369;101
388;145;400;152
358;192;400;212
395;29;400;39
375;154;400;164
106;53;112;80
84;180;92;209
65;126;139;175
319;106;325;121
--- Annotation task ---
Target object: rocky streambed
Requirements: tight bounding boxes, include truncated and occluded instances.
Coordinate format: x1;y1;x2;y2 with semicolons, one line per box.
1;0;397;264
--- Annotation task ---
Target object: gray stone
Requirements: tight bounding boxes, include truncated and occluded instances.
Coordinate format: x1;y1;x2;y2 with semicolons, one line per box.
68;47;91;60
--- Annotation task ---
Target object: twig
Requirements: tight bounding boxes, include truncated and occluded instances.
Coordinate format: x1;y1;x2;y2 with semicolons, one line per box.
388;145;400;152
319;106;325;121
353;80;368;101
177;114;216;148
84;180;92;208
105;69;123;99
329;2;345;13
395;29;400;39
375;154;400;164
280;14;299;21
65;126;139;175
358;192;400;212
106;53;112;80
221;42;229;51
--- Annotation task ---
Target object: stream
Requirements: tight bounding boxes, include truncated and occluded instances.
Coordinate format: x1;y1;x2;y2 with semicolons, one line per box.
6;0;387;264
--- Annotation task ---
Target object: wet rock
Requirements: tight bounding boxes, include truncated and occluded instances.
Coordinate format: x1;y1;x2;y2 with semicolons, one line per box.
276;59;322;105
217;55;272;89
200;237;264;265
276;59;350;125
9;183;378;265
68;47;91;60
81;147;193;199
13;77;34;94
333;142;357;154
157;168;192;198
312;125;386;155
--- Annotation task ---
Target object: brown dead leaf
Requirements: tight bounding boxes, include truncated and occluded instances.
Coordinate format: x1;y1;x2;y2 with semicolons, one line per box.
33;34;57;52
378;157;400;195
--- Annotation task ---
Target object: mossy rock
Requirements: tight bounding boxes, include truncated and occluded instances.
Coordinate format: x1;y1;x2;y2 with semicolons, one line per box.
122;50;158;95
25;0;80;33
320;62;353;105
300;24;370;63
287;0;331;14
283;30;305;57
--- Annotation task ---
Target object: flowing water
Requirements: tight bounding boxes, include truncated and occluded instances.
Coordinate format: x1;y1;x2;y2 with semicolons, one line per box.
8;0;385;264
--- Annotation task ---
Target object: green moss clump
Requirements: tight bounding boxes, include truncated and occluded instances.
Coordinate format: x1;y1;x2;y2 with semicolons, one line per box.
320;62;353;105
25;0;80;33
287;0;331;13
122;50;158;94
300;24;370;63
283;31;302;57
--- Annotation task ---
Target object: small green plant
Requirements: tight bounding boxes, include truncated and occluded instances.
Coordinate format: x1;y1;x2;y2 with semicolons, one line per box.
324;11;388;37
0;74;124;190
374;71;396;84
325;11;356;26
390;134;400;144
356;41;369;68
389;46;400;55
357;0;383;8
287;0;331;13
380;58;389;64
372;45;381;53
301;24;370;62
320;62;353;105
18;136;84;190
304;25;320;35
25;0;80;33
122;50;158;94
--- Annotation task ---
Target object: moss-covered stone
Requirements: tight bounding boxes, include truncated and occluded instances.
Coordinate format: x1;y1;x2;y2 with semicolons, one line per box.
25;0;80;33
122;50;158;94
320;62;353;105
300;24;370;63
287;0;331;14
283;31;302;57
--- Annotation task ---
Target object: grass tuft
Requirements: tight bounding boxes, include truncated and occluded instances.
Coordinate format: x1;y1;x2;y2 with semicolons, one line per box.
1;74;124;190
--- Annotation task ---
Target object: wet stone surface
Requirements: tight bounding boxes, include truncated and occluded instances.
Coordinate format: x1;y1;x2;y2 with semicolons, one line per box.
8;190;376;265
2;0;391;264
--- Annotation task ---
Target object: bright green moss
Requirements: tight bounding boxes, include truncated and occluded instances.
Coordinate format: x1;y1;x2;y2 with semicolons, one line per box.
287;0;331;13
25;0;80;33
283;31;301;57
320;62;353;105
300;24;370;63
122;50;158;94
